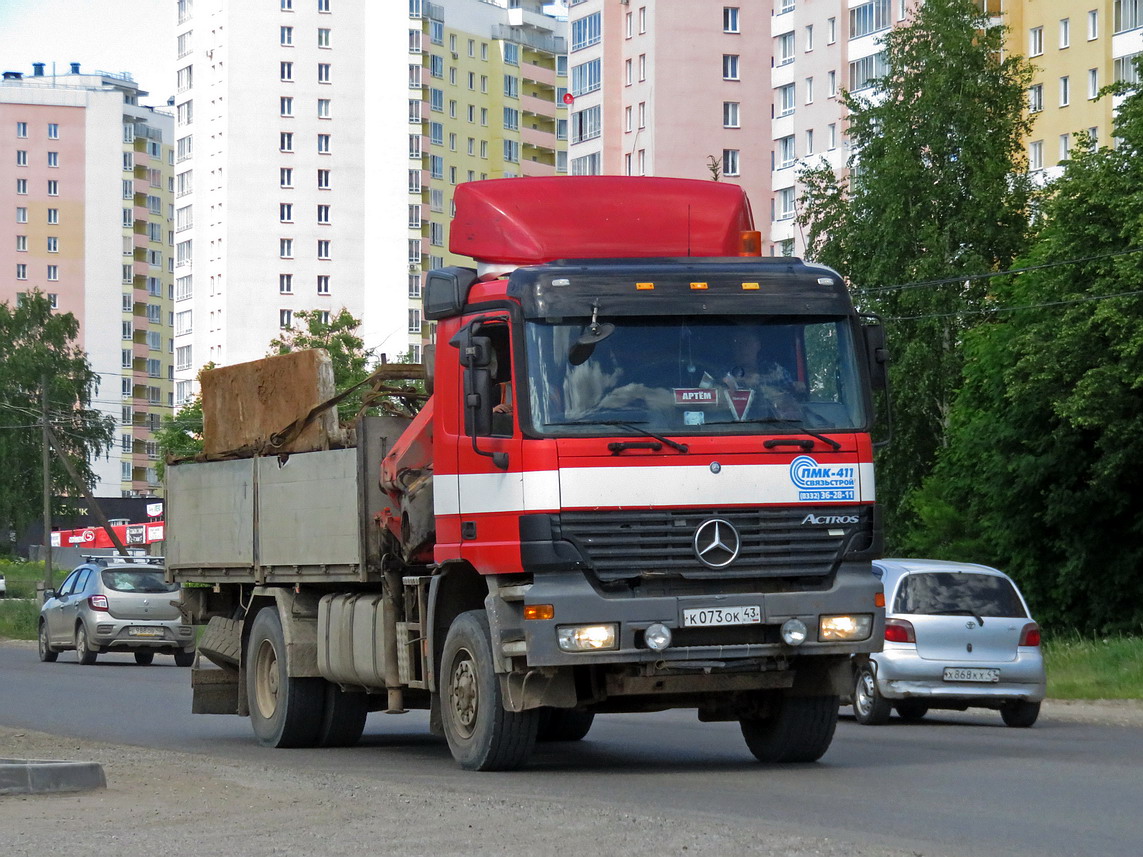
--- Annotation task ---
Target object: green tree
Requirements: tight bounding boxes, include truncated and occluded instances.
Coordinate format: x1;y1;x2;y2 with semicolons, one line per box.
0;291;115;546
797;0;1036;537
901;64;1143;633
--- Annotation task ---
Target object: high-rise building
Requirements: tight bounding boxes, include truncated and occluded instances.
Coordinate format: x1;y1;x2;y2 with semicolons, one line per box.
566;0;1139;256
1;63;174;498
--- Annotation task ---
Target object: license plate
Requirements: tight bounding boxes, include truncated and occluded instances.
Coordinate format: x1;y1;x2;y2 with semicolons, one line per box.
682;605;762;627
943;667;1000;683
128;626;164;638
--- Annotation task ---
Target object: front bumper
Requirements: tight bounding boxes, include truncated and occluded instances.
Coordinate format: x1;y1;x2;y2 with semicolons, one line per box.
515;565;884;668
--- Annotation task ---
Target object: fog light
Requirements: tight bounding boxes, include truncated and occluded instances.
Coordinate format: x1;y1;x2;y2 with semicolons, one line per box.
819;614;873;642
644;623;672;652
557;624;618;652
780;618;808;646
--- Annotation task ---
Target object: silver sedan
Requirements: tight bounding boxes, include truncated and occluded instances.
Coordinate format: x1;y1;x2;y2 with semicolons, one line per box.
848;558;1046;727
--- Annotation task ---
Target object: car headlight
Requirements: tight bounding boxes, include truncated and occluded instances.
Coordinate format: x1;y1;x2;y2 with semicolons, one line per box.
819;614;873;642
557;624;618;652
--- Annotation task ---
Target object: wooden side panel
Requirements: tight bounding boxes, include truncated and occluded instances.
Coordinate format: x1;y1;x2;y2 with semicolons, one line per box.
201;349;338;455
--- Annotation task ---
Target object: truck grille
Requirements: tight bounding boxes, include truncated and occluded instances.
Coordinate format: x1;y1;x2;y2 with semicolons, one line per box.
556;506;873;583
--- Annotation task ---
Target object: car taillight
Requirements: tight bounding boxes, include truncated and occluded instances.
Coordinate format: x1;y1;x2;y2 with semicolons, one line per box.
884;618;915;643
88;595;109;611
1019;623;1041;646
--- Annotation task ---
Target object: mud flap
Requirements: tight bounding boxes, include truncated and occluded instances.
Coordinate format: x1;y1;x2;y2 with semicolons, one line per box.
500;668;577;712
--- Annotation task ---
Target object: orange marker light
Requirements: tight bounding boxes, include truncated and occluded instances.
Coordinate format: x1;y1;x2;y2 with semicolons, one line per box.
635;282;655;290
874;592;885;608
524;604;555;621
741;282;760;290
738;230;763;256
690;282;709;290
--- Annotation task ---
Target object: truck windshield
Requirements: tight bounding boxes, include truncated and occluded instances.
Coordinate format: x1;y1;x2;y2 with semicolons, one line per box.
523;316;867;436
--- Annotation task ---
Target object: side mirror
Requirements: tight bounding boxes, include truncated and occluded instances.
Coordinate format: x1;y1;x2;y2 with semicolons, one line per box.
862;319;889;391
422;345;435;396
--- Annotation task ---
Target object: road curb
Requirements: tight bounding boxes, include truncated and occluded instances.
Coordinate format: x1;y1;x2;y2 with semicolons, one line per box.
0;758;107;795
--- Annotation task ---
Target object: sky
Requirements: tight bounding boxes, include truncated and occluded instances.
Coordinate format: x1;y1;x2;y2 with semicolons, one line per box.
0;0;175;106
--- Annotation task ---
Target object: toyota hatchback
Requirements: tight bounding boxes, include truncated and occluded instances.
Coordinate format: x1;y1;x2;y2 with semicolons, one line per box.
38;557;195;666
849;558;1045;727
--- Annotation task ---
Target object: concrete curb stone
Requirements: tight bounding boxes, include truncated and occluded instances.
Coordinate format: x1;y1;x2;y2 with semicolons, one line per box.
0;758;107;795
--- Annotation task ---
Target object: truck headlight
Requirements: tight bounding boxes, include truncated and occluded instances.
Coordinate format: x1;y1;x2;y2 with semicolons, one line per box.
557;624;618;652
819;614;873;642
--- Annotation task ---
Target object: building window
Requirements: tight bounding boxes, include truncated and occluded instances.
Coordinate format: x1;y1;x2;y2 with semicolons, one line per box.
1089;68;1099;99
47;236;58;253
317;275;330;295
280;202;293;222
317;133;330;153
1060;17;1070;48
1060;75;1070;106
503;107;520;131
281;61;294;81
317;204;330;224
16;121;27;137
777;83;796;116
722;149;740;176
723;101;740;128
280;309;293;329
723;7;740;33
776;32;795;66
280;273;293;294
317;239;331;260
722;54;740;80
571;12;601;51
16;149;27;166
777;187;796;220
280;96;294;116
1029;83;1043;112
47;151;59;167
280;238;294;258
47;123;59;139
318;62;331;83
280;132;294;151
317;98;331;118
17;207;28;223
47;208;59;224
1088;9;1098;39
16;263;27;280
1059;133;1070;161
848;53;887;92
281;26;293;45
1029;26;1043;56
16;178;27;194
1029;140;1044;171
570;105;601;143
317;169;330;189
572;58;602;95
280;167;293;187
408;308;422;333
850;0;891;39
318;28;331;48
16;235;27;252
777;135;795;168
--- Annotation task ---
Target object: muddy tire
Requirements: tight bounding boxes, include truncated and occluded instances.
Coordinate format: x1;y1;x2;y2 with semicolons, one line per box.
440;610;539;771
316;682;369;747
740;694;839;763
246;607;324;748
75;625;98;665
537;708;595;742
853;663;892;725
38;622;58;663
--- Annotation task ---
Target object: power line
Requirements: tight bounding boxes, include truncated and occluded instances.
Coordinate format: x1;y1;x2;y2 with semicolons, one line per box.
886;288;1143;322
853;246;1143;295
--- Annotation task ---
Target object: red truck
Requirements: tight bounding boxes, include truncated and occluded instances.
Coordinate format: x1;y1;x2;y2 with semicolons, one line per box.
167;176;887;770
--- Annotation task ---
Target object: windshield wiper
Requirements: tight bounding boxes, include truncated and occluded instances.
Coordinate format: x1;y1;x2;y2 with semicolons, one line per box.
578;419;689;454
706;418;842;451
926;608;985;626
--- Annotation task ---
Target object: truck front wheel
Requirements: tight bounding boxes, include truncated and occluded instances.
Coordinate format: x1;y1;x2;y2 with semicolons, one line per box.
440;610;539;771
740;694;839;763
247;607;324;748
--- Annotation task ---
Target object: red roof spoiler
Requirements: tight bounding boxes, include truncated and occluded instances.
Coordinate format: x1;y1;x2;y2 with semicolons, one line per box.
449;176;756;265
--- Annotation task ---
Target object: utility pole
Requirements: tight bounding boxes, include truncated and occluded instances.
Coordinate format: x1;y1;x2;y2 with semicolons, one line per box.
41;375;53;594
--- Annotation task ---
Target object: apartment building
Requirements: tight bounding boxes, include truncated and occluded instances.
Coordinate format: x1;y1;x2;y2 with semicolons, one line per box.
411;0;567;340
567;0;1142;256
173;0;411;401
1;63;174;498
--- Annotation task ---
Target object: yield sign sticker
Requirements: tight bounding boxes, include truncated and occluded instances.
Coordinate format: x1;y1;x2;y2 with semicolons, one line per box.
726;390;753;421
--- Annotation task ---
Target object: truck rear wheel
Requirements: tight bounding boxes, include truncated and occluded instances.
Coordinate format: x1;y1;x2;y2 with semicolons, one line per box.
247;607;324;748
317;682;369;747
537;708;595;742
440;610;539;771
740;694;839;763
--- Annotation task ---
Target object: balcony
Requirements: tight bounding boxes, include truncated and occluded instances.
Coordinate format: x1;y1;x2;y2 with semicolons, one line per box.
521;93;555;118
521;61;555;87
521;125;554;151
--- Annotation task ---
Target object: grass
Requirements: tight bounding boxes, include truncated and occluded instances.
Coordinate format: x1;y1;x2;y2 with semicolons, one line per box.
1043;633;1143;700
2;558;1140;700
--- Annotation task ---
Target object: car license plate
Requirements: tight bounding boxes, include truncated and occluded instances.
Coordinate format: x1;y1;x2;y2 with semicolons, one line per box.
943;667;1000;683
128;626;164;638
682;605;761;627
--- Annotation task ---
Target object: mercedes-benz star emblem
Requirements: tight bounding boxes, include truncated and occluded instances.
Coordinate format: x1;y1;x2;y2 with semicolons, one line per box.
693;518;741;569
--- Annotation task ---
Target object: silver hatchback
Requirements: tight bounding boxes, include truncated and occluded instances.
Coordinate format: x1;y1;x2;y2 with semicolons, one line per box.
849;558;1046;727
38;558;195;666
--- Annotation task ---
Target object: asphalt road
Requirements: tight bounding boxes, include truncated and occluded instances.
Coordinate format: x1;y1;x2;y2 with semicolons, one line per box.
2;641;1140;857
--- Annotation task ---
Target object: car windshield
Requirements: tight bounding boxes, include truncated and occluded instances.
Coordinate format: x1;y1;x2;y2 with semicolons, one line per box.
523;315;866;436
893;572;1028;619
101;569;177;594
